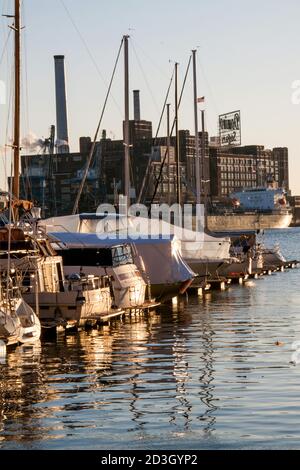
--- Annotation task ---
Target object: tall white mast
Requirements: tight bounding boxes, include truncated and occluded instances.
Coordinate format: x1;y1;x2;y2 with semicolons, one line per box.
13;0;21;201
123;35;130;208
175;62;181;206
192;49;201;205
167;103;171;205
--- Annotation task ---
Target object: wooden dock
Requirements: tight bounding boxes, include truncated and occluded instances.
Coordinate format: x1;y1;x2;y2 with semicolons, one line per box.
186;259;299;298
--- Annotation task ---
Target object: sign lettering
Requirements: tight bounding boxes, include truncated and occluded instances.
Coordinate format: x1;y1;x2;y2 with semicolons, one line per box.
219;111;241;147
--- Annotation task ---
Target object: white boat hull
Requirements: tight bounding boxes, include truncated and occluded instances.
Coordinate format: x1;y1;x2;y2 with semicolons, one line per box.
0;298;41;346
207;213;293;231
24;287;113;327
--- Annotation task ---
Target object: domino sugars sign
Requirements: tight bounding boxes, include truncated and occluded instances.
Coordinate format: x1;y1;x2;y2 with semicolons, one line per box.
219;111;241;147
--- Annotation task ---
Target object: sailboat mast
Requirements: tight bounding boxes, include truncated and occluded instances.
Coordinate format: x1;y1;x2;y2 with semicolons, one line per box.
201;109;207;229
192;50;201;205
13;0;21;200
124;35;130;208
175;62;181;206
167;103;171;205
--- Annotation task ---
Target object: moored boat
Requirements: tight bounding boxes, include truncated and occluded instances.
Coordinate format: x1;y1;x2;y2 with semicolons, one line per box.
39;214;196;301
49;231;189;302
0;272;41;347
49;236;149;310
0;224;122;329
23;273;116;329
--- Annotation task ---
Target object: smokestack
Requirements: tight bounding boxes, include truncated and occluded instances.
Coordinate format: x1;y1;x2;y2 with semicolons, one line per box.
133;90;141;121
79;136;92;154
54;55;69;153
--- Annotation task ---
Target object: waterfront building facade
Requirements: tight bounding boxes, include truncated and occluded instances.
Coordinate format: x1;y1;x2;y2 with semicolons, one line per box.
19;120;289;217
20;146;103;217
209;145;289;199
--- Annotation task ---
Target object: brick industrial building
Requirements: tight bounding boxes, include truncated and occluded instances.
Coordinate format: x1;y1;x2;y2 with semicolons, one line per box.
18;84;290;216
17;55;290;216
20;126;211;215
20;136;103;216
20;132;290;217
209;144;289;199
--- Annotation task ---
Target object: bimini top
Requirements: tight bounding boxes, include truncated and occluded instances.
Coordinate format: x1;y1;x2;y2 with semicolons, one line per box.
49;231;178;249
49;231;195;285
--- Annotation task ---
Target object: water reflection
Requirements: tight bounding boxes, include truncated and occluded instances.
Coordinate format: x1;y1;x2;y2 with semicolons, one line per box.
0;342;57;446
196;314;217;438
0;293;284;447
0;230;300;449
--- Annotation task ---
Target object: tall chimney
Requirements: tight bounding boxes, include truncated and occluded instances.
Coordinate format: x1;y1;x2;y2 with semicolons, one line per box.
133;90;141;121
54;55;69;153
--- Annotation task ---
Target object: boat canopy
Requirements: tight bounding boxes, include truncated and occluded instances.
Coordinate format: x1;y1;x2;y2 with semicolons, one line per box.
41;213;231;261
49;232;195;287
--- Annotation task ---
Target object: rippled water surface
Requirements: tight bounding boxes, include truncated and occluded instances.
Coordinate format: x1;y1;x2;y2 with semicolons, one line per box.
1;228;300;450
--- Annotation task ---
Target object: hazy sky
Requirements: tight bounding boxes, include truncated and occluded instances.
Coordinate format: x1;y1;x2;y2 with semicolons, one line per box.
1;0;300;193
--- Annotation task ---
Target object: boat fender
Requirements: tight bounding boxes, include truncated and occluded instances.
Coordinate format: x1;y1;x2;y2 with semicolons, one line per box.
0;340;6;359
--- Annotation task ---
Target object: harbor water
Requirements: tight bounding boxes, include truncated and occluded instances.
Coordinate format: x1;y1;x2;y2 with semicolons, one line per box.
1;228;300;450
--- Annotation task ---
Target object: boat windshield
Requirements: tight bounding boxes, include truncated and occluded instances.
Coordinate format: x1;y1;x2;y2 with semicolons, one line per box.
111;245;133;267
58;244;134;268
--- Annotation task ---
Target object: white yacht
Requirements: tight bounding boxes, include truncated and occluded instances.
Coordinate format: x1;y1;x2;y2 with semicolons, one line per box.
0;295;41;347
0;270;41;347
40;214;196;300
42;213;232;283
24;272;115;329
49;236;149;310
49;232;194;301
0;225;120;329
